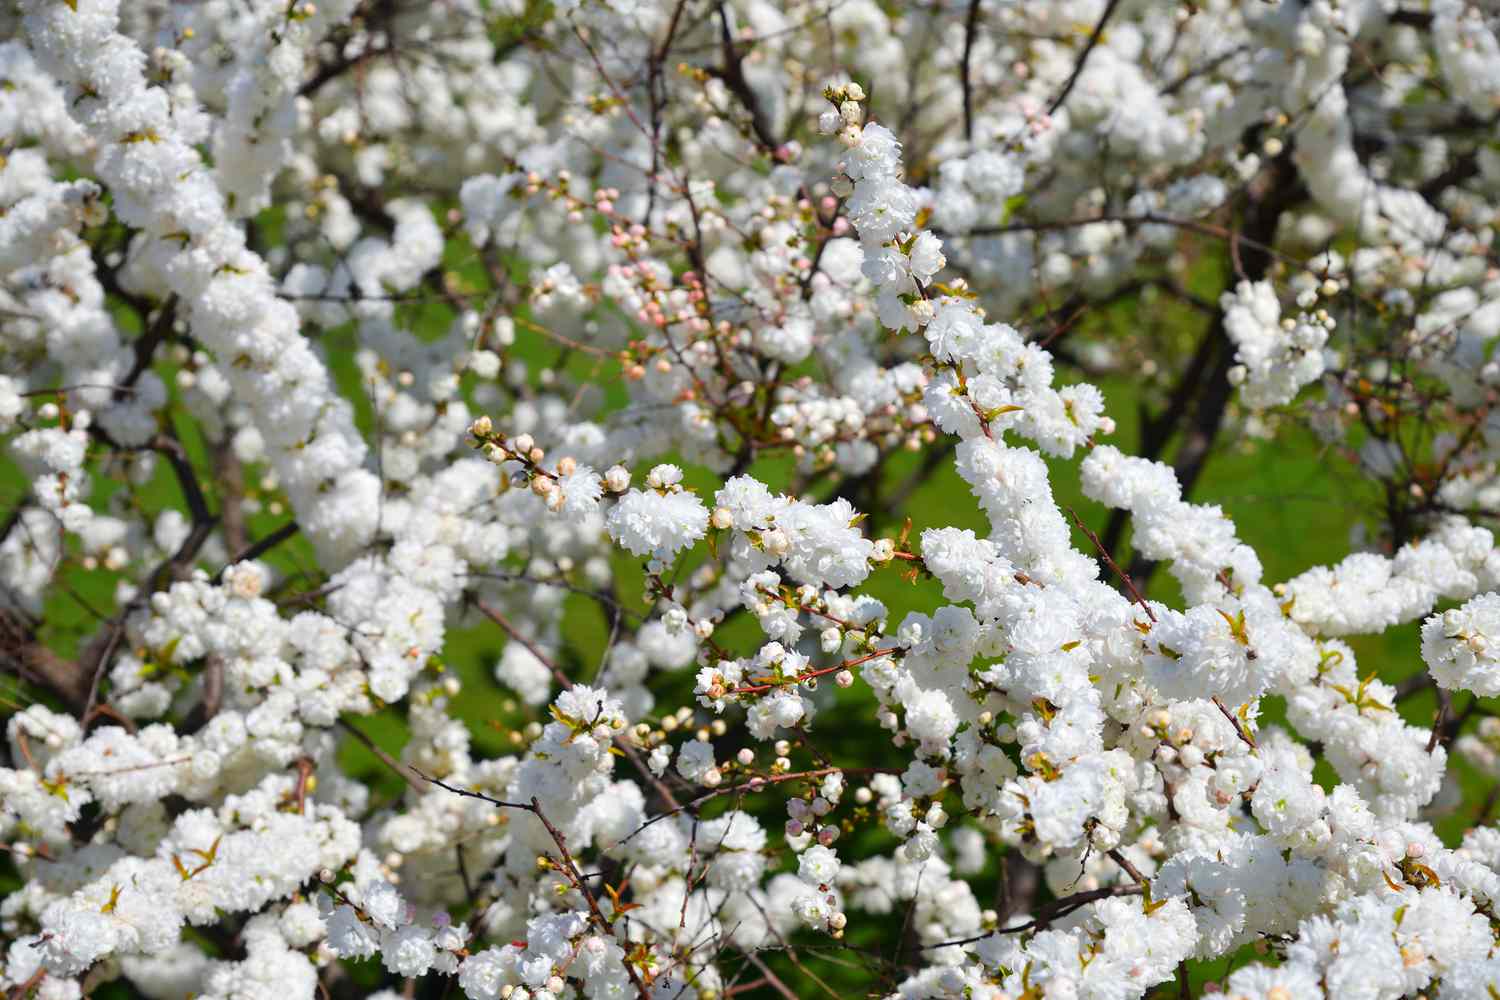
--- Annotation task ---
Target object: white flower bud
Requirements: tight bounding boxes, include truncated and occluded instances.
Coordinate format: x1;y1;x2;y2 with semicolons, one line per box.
604;465;631;492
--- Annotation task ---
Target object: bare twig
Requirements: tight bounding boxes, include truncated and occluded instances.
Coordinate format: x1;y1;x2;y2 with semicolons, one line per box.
213;521;300;583
340;717;426;794
741;952;799;1000
1047;0;1124;115
1106;848;1147;886
960;0;982;142
1212;696;1257;749
1065;506;1155;622
1427;688;1451;754
474;599;573;691
180;654;224;735
920;884;1144;950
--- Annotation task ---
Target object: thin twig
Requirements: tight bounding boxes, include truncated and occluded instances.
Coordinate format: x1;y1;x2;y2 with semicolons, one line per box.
919;884;1144;950
960;0;982;142
1212;696;1257;749
1065;506;1155;622
1046;0;1124;115
1106;848;1147;886
339;717;426;794
474;599;573;691
213;521;300;583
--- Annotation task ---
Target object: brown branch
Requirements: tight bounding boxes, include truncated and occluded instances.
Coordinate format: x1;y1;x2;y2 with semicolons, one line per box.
179;654;224;735
1212;695;1257;749
1;607;91;708
474;599;573;691
1121;154;1304;589
148;429;220;589
7;968;45;1000
119;295;176;394
740;953;799;1000
920;884;1143;950
708;3;781;155
1065;506;1155;622
61;429;222;721
1047;0;1123;115
212;441;249;557
960;0;982;142
1106;848;1147;886
1427;688;1450;754
82;701;137;735
340;717;427;794
212;521;300;584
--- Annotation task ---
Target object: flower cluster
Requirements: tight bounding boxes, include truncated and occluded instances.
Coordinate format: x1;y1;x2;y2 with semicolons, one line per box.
5;1;1500;999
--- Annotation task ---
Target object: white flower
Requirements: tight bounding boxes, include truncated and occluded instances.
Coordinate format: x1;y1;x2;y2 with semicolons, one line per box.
1422;593;1500;695
556;465;603;521
675;739;716;783
797;844;841;886
606;486;708;564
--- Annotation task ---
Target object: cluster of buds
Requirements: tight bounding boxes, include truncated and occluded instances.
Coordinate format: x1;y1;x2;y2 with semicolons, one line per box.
557;184;622;225
468;416;638;519
816;81;867;144
470;417;543;468
610;264;711;336
784;791;835;838
533;169;626;226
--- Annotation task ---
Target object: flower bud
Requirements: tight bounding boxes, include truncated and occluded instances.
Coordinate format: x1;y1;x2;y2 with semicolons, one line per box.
604;466;631;492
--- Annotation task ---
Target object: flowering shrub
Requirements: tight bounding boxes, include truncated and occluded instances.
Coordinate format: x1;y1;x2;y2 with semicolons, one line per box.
4;1;1500;999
